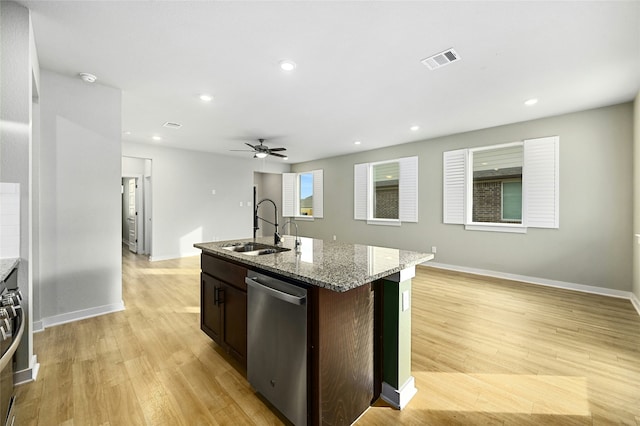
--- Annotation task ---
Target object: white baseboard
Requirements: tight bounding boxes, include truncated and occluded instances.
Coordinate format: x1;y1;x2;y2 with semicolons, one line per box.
37;301;125;330
423;262;639;315
149;251;200;262
14;354;39;385
631;292;640;316
381;377;418;410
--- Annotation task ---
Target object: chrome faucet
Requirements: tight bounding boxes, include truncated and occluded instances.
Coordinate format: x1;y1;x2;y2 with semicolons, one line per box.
282;219;301;251
255;198;281;245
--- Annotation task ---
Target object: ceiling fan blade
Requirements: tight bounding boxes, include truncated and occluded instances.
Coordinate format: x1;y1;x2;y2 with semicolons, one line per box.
269;152;287;158
269;147;287;152
230;149;255;152
245;143;257;150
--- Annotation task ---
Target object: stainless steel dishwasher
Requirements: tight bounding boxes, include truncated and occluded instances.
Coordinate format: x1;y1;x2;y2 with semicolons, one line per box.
246;271;307;426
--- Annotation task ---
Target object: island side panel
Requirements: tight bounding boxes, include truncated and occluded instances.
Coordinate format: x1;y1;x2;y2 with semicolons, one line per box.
310;283;374;426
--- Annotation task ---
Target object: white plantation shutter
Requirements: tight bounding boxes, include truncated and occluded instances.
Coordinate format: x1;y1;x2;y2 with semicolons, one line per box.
399;156;418;222
282;173;296;217
354;163;369;220
523;136;559;228
443;149;467;224
312;169;324;218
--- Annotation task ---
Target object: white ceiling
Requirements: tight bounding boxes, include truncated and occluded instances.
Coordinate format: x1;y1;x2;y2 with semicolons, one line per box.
19;1;640;163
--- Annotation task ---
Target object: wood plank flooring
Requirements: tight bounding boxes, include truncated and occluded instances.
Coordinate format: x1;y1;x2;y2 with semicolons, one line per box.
15;249;640;425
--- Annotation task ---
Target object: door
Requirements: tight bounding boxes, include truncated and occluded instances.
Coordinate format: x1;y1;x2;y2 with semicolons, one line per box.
126;178;137;253
223;283;247;362
201;274;222;342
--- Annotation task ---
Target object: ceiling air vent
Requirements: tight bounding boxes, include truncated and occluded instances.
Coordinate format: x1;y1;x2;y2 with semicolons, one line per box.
421;48;460;70
163;121;182;129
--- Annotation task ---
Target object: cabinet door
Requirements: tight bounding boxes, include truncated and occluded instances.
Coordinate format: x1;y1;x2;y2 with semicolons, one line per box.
221;282;247;364
201;273;222;343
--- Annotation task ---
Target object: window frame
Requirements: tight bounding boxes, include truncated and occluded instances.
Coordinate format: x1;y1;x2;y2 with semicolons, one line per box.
282;169;323;220
354;156;418;226
443;136;559;233
371;159;401;222
467;141;524;231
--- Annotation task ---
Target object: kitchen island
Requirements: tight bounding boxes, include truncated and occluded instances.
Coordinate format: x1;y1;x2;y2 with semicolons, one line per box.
194;236;433;426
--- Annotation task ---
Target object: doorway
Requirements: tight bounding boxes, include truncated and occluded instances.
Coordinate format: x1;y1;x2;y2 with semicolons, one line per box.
122;156;152;256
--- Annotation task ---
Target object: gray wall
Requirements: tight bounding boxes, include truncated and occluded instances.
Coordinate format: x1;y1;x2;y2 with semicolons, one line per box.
254;172;283;238
293;103;634;292
38;70;123;320
122;142;289;260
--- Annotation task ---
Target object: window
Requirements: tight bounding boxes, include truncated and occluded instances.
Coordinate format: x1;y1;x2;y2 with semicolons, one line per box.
283;170;323;219
354;156;418;225
471;143;523;224
502;181;522;221
373;161;400;219
299;172;313;216
443;136;559;232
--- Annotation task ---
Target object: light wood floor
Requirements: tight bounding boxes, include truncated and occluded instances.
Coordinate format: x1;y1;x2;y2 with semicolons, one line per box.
15;249;640;425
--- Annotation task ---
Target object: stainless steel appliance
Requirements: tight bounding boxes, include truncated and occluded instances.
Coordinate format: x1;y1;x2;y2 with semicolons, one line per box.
246;271;308;426
0;268;23;426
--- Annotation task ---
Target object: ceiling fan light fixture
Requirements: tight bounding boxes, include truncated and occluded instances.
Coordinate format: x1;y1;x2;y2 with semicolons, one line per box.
199;94;213;102
255;152;268;159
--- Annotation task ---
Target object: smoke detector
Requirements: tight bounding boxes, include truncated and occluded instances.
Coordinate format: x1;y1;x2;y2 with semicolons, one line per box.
421;48;460;70
79;72;97;83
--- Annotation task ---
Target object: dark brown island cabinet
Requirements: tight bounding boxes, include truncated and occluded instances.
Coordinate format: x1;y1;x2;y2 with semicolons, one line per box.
200;254;248;365
197;237;433;426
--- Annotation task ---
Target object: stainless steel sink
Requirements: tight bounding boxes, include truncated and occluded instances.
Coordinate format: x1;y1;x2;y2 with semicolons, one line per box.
221;242;290;256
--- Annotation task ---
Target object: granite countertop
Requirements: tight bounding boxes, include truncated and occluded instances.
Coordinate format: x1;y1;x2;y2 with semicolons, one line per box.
0;258;19;282
194;236;433;292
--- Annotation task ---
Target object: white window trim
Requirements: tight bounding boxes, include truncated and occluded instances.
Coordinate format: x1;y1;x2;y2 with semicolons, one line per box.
465;223;527;233
367;218;401;226
282;170;323;219
354;156;418;225
444;136;559;232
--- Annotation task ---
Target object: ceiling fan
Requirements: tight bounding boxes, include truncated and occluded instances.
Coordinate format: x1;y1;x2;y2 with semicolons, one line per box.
231;138;287;159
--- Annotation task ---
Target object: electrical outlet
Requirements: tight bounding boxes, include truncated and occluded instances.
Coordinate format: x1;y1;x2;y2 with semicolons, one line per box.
431;246;437;254
333;235;337;241
239;201;243;207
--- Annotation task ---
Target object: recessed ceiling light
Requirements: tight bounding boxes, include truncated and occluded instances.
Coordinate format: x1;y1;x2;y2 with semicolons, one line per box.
279;60;297;71
199;94;213;102
124;131;131;135
79;72;97;83
410;125;420;131
524;98;538;106
354;140;361;145
152;136;162;141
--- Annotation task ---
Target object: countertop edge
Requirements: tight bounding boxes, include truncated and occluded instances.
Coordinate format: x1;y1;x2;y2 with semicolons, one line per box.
194;239;433;292
0;258;19;282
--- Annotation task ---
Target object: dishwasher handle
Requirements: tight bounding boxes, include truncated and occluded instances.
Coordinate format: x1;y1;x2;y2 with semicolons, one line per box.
245;277;306;305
